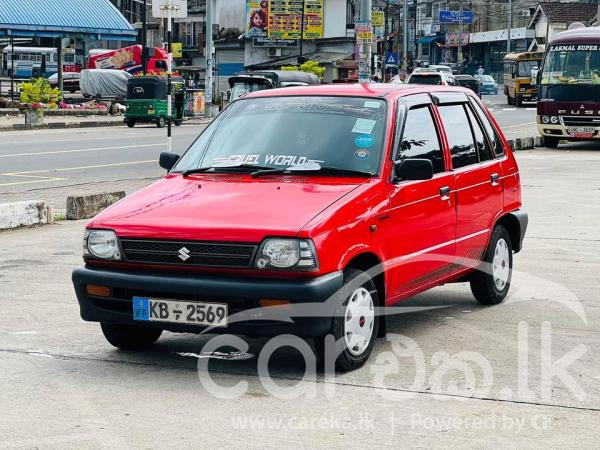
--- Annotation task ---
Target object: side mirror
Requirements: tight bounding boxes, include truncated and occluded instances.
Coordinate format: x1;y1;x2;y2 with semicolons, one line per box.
159;152;180;171
394;158;434;182
226;89;231;101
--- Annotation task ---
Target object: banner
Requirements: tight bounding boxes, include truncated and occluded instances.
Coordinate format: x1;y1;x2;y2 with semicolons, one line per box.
268;0;324;40
356;20;373;43
172;43;182;59
246;1;269;38
372;8;384;27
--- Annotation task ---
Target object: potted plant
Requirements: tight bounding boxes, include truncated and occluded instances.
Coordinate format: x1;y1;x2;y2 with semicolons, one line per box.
20;78;61;125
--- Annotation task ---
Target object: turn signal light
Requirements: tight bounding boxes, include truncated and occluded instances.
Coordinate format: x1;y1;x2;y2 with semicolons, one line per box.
259;299;292;310
86;284;111;297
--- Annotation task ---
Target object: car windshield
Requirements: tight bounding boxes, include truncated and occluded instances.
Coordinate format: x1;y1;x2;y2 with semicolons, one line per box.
173;96;387;175
408;74;441;85
480;75;494;82
541;47;600;85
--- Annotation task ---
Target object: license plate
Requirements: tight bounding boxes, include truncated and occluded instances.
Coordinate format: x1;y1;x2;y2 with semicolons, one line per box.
133;297;227;327
568;127;595;138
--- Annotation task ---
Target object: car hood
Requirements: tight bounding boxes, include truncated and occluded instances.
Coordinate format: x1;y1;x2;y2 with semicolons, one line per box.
90;174;364;242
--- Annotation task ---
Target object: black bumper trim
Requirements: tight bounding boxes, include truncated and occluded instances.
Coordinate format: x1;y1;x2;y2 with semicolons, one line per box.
508;209;528;253
72;267;344;337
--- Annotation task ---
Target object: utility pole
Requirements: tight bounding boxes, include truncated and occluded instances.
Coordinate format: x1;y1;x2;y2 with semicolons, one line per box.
167;0;173;151
507;0;512;53
205;0;214;118
597;0;600;26
382;0;389;80
402;0;408;71
10;35;14;103
142;0;148;73
458;0;463;66
358;0;373;82
298;0;306;64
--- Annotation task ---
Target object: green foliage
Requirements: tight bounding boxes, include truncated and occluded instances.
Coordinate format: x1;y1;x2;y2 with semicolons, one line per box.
281;60;326;79
20;78;61;105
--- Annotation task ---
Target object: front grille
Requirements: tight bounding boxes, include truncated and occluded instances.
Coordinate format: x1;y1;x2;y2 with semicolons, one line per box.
120;239;257;268
562;116;600;127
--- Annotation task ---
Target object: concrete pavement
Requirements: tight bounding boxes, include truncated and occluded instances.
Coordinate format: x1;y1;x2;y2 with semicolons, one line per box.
0;145;599;447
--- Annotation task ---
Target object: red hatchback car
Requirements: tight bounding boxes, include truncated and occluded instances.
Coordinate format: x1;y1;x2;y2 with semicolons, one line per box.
73;84;527;371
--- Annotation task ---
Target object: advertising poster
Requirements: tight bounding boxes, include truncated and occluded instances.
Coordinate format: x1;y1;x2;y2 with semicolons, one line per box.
268;0;324;40
246;0;269;37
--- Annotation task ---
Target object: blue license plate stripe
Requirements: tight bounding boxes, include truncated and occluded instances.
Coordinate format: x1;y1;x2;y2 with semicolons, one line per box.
133;297;150;321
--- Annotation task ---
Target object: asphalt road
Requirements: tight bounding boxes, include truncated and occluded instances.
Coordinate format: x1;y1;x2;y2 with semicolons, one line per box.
1;144;599;447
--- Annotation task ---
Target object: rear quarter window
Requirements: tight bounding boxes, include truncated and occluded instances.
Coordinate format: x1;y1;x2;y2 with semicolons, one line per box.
469;98;505;157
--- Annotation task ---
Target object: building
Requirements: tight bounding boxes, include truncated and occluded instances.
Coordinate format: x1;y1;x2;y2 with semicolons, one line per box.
528;1;599;50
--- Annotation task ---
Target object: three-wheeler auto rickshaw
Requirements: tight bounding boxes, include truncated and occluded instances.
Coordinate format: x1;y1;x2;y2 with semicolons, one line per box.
124;76;185;128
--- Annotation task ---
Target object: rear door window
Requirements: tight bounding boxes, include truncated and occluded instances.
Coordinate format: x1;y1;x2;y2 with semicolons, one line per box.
397;106;444;173
437;104;478;169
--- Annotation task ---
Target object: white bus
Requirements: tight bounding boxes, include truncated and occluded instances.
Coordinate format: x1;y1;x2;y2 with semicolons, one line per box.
1;46;76;78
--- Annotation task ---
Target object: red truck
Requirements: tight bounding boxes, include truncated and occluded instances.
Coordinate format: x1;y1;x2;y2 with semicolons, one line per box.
72;83;527;371
88;45;168;74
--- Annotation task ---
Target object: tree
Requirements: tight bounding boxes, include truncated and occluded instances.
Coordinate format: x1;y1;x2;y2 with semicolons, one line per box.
281;60;325;79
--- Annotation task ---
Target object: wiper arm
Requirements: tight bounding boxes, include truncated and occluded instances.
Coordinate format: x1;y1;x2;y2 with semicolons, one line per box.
183;164;275;177
252;164;373;178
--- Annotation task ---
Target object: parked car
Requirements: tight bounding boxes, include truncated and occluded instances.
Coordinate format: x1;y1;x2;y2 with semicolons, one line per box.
429;64;453;74
407;71;458;86
47;72;80;93
72;84;527;372
80;69;132;100
455;74;482;97
476;75;499;95
228;70;320;102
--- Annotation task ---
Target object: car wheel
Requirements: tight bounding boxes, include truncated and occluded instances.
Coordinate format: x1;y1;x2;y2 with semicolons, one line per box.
543;136;560;148
470;225;513;305
156;116;165;128
494;89;498;95
126;120;136;128
506;95;513;105
100;323;162;350
315;269;379;372
174;120;183;126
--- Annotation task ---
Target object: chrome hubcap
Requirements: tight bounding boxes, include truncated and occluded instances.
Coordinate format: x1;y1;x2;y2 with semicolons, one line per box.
344;287;375;356
492;238;510;291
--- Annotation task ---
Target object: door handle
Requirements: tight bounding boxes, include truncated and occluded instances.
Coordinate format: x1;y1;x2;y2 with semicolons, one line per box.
439;186;451;198
490;173;499;184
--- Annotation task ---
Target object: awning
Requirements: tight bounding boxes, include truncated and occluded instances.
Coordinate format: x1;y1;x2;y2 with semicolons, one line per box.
246;52;354;70
0;0;137;41
416;35;445;45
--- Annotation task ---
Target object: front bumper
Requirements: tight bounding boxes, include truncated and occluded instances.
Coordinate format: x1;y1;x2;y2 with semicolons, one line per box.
536;123;600;140
72;267;344;337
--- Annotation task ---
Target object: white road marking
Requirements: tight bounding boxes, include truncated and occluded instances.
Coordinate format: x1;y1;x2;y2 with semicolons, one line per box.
501;122;537;129
0;143;164;158
503;108;517;111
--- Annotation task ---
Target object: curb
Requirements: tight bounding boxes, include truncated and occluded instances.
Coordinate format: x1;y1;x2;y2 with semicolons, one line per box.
0;201;53;230
66;191;126;220
507;135;543;151
0;120;124;132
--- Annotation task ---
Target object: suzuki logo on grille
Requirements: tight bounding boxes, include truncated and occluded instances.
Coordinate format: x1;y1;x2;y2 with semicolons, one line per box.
178;247;191;261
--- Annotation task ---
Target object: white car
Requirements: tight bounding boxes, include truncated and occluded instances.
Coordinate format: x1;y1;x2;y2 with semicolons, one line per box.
406;71;458;86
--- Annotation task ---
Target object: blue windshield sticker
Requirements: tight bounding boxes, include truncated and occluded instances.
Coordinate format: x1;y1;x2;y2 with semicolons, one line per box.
354;149;370;160
355;134;375;148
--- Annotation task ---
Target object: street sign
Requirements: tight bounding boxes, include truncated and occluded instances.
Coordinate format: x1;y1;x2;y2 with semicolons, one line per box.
372;8;384;27
356;20;373;43
385;51;398;66
152;0;188;19
172;43;182;58
252;38;298;48
439;10;474;24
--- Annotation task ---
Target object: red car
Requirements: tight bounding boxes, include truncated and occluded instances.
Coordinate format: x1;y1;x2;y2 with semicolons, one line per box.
72;84;527;371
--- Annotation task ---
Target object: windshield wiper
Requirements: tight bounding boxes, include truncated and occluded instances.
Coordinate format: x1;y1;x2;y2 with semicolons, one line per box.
182;164;275;177
251;165;373;178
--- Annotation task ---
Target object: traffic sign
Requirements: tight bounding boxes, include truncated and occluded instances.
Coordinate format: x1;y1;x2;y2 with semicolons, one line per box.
439;10;474;24
152;0;188;19
385;51;398;66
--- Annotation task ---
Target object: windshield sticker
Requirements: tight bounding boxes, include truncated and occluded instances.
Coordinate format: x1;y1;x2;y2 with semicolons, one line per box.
354;149;370;160
211;154;323;167
352;118;377;134
363;100;382;108
355;134;375;148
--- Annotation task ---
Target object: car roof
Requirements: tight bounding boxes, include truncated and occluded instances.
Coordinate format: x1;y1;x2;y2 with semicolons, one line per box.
242;82;470;100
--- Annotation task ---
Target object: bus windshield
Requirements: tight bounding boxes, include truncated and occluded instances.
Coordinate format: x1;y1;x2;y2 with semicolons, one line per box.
518;60;539;77
541;47;600;85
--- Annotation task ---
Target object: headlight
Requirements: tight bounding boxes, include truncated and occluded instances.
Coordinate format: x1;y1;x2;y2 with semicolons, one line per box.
84;230;121;260
541;116;550;124
519;87;526;92
550;116;559;124
255;238;318;270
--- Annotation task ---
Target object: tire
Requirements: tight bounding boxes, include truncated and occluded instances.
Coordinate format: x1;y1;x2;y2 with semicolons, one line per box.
174;120;183;127
100;323;162;350
156;116;166;128
315;269;379;372
494;89;498;95
507;95;513;105
470;225;513;305
516;96;523;107
543;136;560;148
126;120;136;128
